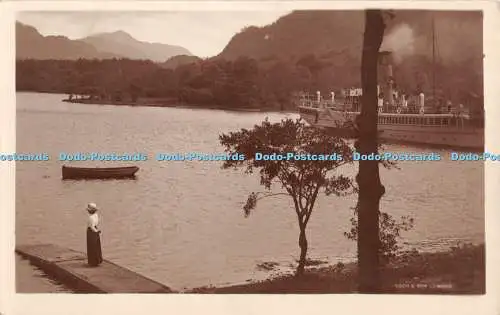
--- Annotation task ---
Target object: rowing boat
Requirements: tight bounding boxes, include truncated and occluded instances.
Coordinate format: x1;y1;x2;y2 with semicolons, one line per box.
61;165;139;180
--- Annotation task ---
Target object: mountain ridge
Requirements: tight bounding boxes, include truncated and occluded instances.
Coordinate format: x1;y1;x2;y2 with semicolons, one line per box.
80;31;192;62
16;22;192;62
16;22;120;60
216;10;482;94
218;10;482;65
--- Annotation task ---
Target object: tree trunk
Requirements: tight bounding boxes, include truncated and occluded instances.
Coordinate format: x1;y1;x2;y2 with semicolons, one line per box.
356;10;386;293
296;227;308;276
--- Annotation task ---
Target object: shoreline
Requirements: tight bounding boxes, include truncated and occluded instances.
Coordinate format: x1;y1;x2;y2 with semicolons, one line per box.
17;90;296;113
15;243;484;294
187;243;484;294
63;98;276;112
60;96;294;114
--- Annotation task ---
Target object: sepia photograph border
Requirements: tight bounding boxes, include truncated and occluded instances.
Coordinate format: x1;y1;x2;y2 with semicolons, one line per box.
1;0;500;315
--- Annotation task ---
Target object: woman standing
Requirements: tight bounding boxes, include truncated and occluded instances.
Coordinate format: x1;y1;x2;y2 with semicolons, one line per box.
86;203;103;267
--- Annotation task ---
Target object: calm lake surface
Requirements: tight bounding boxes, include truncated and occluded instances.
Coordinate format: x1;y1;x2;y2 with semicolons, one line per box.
15;92;484;291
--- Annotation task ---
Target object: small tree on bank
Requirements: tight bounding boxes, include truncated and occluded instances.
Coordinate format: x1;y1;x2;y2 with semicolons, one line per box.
220;118;356;276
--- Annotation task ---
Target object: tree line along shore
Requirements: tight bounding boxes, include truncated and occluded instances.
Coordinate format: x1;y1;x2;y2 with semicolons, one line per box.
16;48;481;113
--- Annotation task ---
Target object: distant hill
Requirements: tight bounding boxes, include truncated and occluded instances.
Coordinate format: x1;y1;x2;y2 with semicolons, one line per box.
219;11;364;64
219;10;482;64
160;55;202;69
80;31;192;62
217;10;483;93
16;22;192;62
16;22;120;60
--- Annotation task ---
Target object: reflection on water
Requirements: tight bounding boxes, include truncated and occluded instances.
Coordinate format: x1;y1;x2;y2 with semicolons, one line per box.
16;92;484;291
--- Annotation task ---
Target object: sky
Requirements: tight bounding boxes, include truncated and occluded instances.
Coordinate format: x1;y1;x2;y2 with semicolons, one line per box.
17;11;291;57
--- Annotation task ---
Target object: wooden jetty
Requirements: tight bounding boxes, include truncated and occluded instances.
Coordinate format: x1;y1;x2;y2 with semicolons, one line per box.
16;244;174;293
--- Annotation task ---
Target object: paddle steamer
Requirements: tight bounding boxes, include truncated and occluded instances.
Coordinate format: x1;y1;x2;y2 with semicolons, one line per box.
297;19;484;151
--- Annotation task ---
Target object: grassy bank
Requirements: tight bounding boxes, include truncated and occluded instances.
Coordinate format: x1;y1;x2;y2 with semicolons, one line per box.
189;243;485;294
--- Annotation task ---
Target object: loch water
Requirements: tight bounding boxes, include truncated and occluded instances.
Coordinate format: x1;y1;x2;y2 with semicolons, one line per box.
15;92;484;291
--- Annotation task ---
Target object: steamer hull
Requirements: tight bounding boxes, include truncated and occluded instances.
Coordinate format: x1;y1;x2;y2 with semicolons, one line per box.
298;107;484;151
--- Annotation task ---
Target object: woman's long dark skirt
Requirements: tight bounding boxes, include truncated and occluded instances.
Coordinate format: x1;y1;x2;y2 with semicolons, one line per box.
86;227;103;266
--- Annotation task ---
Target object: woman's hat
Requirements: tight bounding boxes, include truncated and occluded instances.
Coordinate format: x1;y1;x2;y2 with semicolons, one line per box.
87;203;98;212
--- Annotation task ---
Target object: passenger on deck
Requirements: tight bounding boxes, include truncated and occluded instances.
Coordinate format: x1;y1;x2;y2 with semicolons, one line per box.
378;93;384;112
86;203;103;267
402;94;408;109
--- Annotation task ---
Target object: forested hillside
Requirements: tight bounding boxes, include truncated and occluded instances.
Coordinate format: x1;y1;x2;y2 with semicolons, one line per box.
219;10;483;96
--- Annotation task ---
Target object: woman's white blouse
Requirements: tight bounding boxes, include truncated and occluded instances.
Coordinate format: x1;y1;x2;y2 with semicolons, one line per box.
88;213;99;231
